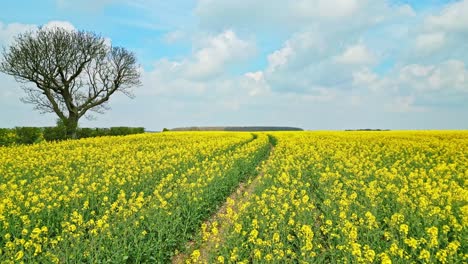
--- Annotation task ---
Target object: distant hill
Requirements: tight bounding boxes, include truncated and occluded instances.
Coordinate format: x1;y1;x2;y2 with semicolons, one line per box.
169;126;303;132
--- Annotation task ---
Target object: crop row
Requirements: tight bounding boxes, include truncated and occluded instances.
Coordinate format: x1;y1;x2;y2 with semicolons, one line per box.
191;131;467;263
0;132;270;263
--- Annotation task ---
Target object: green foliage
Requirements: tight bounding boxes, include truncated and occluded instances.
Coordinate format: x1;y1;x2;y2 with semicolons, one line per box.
1;125;145;146
0;128;18;146
94;128;110;137
43;119;67;141
162;128;170;132
133;127;145;134
76;128;96;138
14;127;43;144
110;126;145;136
43;126;67;141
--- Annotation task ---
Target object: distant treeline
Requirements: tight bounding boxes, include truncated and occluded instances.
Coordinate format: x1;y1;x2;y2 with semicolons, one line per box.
169;126;303;131
344;129;391;131
0;126;145;146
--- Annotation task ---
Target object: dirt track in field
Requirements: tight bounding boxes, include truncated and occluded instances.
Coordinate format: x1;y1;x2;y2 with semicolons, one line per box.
172;142;275;264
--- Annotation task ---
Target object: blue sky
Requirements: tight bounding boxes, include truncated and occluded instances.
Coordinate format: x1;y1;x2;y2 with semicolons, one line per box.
1;0;467;130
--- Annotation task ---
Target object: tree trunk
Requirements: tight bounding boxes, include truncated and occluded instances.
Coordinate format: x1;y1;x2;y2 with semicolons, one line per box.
64;114;79;139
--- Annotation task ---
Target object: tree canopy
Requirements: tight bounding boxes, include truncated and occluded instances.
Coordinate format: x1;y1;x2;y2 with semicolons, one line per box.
0;27;141;137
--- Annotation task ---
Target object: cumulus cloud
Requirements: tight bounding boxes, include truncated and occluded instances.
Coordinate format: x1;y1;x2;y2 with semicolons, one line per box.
139;0;468;128
42;20;76;31
195;0;417;38
409;0;468;62
349;60;468;111
260;31;379;95
187;30;254;80
335;44;376;65
0;20;76;48
425;0;468;32
398;4;416;17
292;0;360;19
267;45;294;72
415;32;445;53
399;60;468;92
195;0;411;98
140;30;256;97
243;71;270;97
0;21;36;46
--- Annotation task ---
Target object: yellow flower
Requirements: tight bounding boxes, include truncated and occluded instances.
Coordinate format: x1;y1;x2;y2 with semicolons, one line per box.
404;237;419;249
379;253;392;264
399;224;409;236
446;241;460;254
234;223;242;233
254;249;262;259
34;244;42;256
363;245;375;262
419;249;430;262
191;250;201;262
436;249;448;264
426;226;439;247
273;232;280;243
15;250;24;261
351;242;362;257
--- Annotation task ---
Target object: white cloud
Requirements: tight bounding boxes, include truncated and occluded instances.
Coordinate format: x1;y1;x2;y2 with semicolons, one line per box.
190;0;468;126
267;45;294;71
0;20;76;48
292;0;360;19
195;0;398;34
261;31;379;95
335;44;376;65
385;96;427;113
243;71;270;96
42;20;76;31
140;30;256;97
0;21;36;46
415;32;445;53
398;60;468;92
352;68;378;87
398;4;416;17
141;59;206;96
408;0;468;62
400;64;433;78
425;0;468;32
187;30;254;80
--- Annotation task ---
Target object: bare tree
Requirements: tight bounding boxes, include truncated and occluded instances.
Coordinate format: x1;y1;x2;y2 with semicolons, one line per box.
0;27;141;138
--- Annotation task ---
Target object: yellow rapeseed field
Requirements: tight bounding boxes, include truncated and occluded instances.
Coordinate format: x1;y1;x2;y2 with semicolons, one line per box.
0;132;270;263
1;131;466;263
190;131;467;264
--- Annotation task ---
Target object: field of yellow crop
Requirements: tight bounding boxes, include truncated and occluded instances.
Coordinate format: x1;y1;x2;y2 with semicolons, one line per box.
0;132;270;263
1;131;467;263
190;131;467;263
